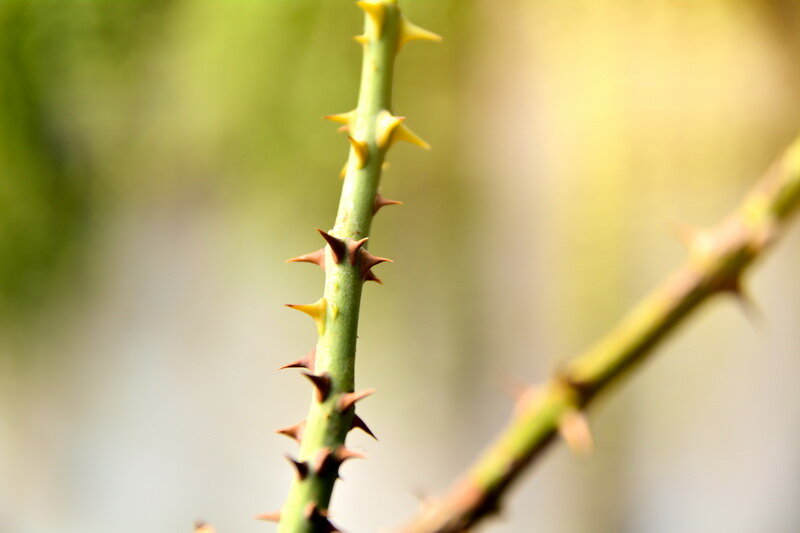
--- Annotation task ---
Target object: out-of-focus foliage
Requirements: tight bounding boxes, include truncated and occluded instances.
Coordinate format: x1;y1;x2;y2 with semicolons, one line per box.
2;1;800;533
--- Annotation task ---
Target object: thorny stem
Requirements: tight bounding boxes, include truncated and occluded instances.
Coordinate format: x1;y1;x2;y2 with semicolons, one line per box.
398;136;800;533
274;2;440;532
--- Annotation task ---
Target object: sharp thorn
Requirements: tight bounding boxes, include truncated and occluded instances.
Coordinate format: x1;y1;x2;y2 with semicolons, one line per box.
353;34;368;45
392;122;431;150
303;504;340;533
323;111;355;126
347;237;369;265
285;298;328;335
398;15;442;50
375;110;406;149
339;388;376;412
255;512;281;523
285;455;309;480
194;522;216;533
317;229;347;264
278;348;316;372
303;372;333;402
374;193;403;214
351;414;378;440
276;420;305;443
286;248;325;269
364;270;383;284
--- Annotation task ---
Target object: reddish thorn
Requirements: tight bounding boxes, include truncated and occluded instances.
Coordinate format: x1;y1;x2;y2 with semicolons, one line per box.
278;348;316;372
374;193;403;214
303;372;332;402
364;269;383;284
254;512;281;523
285;455;309;480
276;420;305;443
286;248;325;269
351;414;378;440
347;238;370;265
339;388;376;412
316;229;347;264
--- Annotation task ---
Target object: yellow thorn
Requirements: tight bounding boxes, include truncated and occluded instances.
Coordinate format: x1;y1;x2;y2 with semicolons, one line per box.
340;160;348;179
348;136;369;168
558;409;593;455
286;298;328;335
353;34;369;45
382;161;390;171
356;1;385;37
324;111;355;126
375;110;405;148
392;122;431;150
398;16;442;50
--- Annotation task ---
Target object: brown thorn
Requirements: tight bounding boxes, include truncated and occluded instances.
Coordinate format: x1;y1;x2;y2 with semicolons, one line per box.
194;521;216;533
339;388;376;412
312;447;335;476
254;512;281;523
276;420;305;443
303;372;333;402
364;270;383;284
347;238;369;265
317;229;347;264
374;193;403;214
285;248;325;269
285;455;309;480
351;414;378;440
278;348;316;371
303;504;340;533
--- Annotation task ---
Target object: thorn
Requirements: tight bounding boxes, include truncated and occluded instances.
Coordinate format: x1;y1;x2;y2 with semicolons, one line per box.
356;1;385;36
358;250;393;280
304;504;340;533
364;270;383;284
337;124;349;133
276;420;305;443
285;298;327;335
340;160;348;179
312;448;335;475
323;111;355;126
348;136;369;169
303;372;333;402
375;110;406;148
255;512;281;523
382;161;390;171
398;15;442;50
286;248;325;269
351;414;378;440
347;238;369;265
353;34;368;45
558;410;593;455
391;122;431;150
194;521;216;533
285;455;309;480
374;193;403;214
335;446;366;463
719;276;764;328
339;388;376;411
317;229;347;264
278;348;316;371
669;221;701;249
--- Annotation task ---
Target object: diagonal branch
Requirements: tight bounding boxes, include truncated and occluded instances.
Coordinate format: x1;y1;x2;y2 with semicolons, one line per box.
398;135;800;533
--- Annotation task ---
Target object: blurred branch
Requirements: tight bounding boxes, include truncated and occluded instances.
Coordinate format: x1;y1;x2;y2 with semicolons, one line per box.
398;134;800;533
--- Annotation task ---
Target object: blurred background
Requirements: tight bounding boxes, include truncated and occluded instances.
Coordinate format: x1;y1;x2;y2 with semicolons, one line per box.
2;1;800;532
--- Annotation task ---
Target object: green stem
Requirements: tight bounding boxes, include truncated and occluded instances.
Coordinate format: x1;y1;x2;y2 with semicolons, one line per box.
398;136;800;533
276;2;439;531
